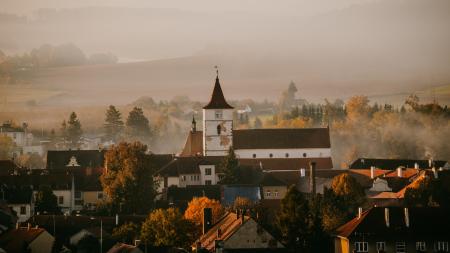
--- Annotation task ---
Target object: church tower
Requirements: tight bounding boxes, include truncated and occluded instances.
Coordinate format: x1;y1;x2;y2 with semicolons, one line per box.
203;71;234;156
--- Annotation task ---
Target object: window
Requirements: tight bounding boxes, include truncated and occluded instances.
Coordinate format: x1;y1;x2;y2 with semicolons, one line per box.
205;168;212;176
181;175;186;181
265;190;271;197
285;153;289;158
274;190;279;197
376;242;386;252
205;180;212;185
416;241;426;251
355;242;368;252
215;110;223;119
58;196;64;205
436;241;448;252
252;154;256;158
97;192;103;200
269;153;273;158
303;153;307;158
396;242;406;253
20;206;26;215
217;124;222;135
74;191;82;199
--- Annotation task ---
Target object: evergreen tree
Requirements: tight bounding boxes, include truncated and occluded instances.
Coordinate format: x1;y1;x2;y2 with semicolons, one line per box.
35;185;61;214
66;112;82;147
126;107;151;141
104;105;124;141
277;186;311;252
60;120;67;141
218;147;240;184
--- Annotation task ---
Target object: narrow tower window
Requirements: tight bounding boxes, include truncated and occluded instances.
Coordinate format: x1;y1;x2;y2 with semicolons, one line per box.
217;124;221;135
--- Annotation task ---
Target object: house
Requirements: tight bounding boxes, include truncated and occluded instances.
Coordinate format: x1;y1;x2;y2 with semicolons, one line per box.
69;226;111;247
334;207;450;253
194;211;285;252
0;226;55;253
46;149;105;170
0;186;34;222
154;156;223;193
259;173;288;200
0;121;30;147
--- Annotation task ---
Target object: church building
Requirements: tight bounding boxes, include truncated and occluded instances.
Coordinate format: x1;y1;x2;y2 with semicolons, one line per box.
155;72;333;192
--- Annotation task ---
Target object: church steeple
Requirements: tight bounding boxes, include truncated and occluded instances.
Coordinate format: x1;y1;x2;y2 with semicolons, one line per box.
191;114;197;133
203;69;233;109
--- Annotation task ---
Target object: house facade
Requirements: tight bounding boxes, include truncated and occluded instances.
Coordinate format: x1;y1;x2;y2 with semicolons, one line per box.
334;207;450;253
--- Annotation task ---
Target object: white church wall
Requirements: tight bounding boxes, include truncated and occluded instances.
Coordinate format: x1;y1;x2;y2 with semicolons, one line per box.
235;148;331;159
203;109;233;156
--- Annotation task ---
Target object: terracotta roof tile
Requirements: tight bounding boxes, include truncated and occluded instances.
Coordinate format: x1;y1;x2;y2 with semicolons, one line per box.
0;227;46;253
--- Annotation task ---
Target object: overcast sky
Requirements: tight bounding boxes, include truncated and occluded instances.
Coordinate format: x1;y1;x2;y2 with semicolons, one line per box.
1;0;375;16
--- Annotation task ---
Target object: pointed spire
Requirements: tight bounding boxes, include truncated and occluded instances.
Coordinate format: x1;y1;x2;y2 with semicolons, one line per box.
191;114;197;132
203;68;233;109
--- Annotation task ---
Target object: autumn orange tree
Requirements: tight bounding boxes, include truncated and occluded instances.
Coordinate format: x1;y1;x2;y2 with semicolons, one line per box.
184;197;224;228
100;141;156;214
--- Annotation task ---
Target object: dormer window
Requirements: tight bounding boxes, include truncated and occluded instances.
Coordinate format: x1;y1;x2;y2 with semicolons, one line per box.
215;110;223;119
217;125;222;135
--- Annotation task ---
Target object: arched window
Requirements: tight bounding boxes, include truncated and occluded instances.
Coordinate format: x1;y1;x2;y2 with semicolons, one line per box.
303;153;307;158
269;153;273;158
253;154;256;158
285;153;289;158
217;124;221;135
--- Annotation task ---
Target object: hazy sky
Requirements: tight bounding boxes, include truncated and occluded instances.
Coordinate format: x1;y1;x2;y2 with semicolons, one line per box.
1;0;375;16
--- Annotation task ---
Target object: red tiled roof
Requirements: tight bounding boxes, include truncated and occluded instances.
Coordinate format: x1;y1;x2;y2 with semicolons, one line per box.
180;131;203;157
196;212;250;251
385;168;419;179
0;227;46;253
234;128;330;149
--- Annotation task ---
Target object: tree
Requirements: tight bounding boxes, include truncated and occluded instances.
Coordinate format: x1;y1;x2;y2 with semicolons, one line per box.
345;95;370;122
141;208;196;249
100;142;156;214
104;105;124;141
0;135;14;159
218;147;240;184
16;153;44;169
232;196;254;211
277;186;312;251
112;222;139;244
126;107;151;141
66;112;82;147
404;176;433;207
35;185;60;214
75;234;99;253
184;197;224;228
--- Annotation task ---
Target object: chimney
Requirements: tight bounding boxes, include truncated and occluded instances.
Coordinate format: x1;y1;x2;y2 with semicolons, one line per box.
370;166;376;179
27;223;31;230
358;207;363;219
16;222;19;229
203;208;213;234
241;209;245;224
236;210;240;220
397;167;403;178
414;163;419;170
432;167;438;179
115;214;119;226
300;168;305;178
404;208;410;228
309;162;316;195
384;208;390;227
428;159;433;168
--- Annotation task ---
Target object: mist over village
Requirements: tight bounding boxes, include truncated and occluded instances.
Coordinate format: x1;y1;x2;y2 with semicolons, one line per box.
0;0;450;253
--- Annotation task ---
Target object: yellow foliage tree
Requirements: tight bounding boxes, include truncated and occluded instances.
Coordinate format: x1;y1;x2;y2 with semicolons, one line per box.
184;197;224;226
